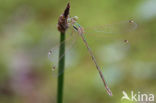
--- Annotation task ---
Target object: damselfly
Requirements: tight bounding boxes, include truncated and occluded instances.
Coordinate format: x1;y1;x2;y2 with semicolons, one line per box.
48;16;137;96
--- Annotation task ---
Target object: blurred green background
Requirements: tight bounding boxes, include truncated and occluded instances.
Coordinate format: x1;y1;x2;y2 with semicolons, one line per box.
0;0;156;103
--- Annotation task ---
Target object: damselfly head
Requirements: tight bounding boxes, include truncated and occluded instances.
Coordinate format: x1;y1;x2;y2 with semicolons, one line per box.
67;16;78;26
73;16;79;21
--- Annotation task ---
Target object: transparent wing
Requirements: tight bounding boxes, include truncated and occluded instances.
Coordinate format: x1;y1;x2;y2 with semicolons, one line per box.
48;27;78;77
86;20;138;35
84;20;137;49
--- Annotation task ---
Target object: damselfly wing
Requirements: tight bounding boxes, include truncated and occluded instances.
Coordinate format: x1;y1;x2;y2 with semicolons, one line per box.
85;20;137;35
48;20;79;77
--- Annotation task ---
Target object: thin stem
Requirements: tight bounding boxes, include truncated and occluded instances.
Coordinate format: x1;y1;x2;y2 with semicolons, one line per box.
57;32;66;103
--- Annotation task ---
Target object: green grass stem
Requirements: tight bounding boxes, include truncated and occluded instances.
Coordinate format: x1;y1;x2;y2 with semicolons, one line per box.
57;32;66;103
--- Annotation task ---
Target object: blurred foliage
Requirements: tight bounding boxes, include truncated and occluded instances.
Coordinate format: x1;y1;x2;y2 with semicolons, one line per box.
0;0;156;103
